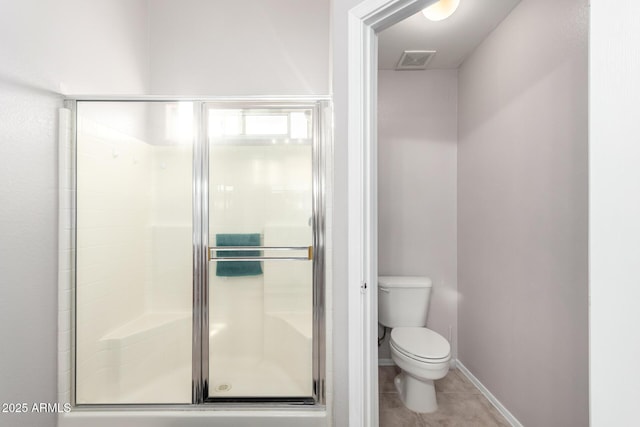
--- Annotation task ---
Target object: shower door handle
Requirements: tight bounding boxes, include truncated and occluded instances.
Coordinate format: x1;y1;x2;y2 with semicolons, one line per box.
208;246;313;261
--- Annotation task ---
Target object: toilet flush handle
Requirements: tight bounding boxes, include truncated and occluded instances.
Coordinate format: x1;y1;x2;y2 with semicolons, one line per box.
379;287;390;293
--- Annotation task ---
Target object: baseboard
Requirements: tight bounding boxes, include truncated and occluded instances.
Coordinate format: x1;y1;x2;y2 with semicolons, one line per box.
456;360;524;427
378;358;395;366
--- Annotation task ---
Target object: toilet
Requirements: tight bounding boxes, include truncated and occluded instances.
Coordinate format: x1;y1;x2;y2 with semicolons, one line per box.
378;276;451;413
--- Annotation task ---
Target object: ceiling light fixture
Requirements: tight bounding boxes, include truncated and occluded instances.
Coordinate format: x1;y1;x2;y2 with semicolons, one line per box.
422;0;460;21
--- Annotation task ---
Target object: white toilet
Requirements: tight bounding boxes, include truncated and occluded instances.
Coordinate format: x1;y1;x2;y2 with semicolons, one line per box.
378;276;451;413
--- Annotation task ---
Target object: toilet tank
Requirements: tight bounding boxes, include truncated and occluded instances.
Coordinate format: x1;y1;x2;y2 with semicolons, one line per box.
378;276;432;328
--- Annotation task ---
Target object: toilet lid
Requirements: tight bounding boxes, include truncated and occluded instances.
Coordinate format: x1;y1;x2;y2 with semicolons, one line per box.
391;327;451;361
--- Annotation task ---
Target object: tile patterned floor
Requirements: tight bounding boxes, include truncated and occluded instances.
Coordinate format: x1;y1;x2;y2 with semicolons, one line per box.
378;366;511;427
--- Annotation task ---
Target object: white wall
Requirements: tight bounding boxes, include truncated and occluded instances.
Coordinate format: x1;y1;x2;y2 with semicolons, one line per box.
148;0;330;95
377;70;458;361
590;2;640;426
0;1;149;425
0;77;61;427
457;0;588;425
0;0;149;95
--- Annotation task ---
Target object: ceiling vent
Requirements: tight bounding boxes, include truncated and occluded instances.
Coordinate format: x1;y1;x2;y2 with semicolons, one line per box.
395;50;436;70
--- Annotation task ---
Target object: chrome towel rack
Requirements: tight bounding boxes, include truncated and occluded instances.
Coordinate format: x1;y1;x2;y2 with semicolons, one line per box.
208;246;313;261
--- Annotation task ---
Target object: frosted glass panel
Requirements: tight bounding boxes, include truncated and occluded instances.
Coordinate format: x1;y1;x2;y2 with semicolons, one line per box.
75;101;193;404
207;106;314;399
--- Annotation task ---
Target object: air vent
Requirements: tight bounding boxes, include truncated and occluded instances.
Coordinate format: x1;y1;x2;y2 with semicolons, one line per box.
395;50;436;70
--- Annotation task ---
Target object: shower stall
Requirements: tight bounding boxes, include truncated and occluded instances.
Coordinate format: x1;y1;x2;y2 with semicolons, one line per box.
68;99;327;407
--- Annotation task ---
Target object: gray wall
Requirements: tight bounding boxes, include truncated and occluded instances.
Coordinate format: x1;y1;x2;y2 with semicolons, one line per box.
377;70;458;361
457;0;589;425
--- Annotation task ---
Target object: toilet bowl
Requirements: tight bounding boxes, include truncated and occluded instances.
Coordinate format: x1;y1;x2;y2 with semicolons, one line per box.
389;327;451;412
378;276;451;413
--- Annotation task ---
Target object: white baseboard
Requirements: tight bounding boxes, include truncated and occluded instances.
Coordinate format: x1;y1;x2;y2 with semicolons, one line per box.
378;358;395;366
456;360;524;427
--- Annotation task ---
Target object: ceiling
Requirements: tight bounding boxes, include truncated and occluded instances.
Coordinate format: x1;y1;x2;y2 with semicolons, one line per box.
378;0;522;70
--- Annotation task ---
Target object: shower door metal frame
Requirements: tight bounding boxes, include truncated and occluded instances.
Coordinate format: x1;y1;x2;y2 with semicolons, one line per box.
196;101;326;405
65;97;327;409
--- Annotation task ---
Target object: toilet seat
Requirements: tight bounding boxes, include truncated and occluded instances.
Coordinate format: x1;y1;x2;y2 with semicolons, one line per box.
390;327;451;363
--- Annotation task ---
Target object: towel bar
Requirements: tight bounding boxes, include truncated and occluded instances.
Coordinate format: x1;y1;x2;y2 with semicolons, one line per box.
208;246;313;261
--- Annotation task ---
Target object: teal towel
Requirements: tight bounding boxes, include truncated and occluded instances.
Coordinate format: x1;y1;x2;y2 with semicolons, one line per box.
216;233;263;277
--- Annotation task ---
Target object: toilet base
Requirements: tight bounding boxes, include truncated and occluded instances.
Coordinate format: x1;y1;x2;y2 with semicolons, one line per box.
394;371;438;413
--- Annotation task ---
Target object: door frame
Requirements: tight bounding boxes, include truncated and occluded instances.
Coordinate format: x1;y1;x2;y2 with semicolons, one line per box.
345;1;438;425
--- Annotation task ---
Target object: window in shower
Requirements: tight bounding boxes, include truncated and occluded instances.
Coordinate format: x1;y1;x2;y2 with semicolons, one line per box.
72;100;325;406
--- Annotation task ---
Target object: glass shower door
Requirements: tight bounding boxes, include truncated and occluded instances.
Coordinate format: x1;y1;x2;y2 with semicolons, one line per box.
206;105;315;401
